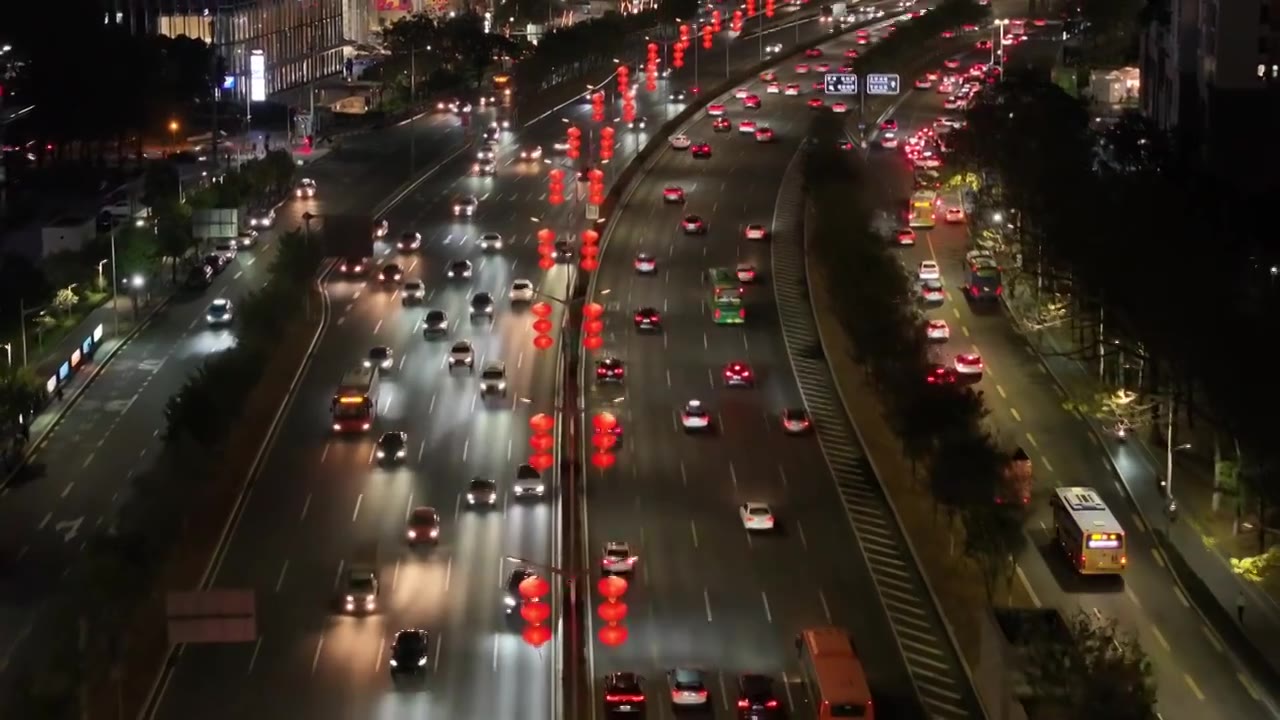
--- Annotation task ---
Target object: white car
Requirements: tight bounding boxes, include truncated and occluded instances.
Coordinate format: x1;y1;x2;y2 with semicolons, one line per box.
447;340;474;371
205;298;233;325
513;464;545;498
669;134;692;149
552;138;571;152
478;232;504;251
944;206;965;223
295;178;317;198
918;261;941;281
213;241;237;261
765;42;783;54
509;279;535;303
601;541;637;574
738;120;757;134
634;253;657;274
784;84;801;96
401;281;426;305
453;196;478;217
739;502;776;531
766;82;781;94
831;102;848;113
926;319;951;341
943;95;963;109
879;132;899;149
954;353;984;375
680;399;712;431
744;224;768;241
734;87;750;99
518;145;543;161
707;103;727;116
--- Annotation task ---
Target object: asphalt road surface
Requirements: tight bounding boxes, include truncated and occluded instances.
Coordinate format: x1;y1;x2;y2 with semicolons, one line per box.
0;110;478;688
581;16;985;720
147;7;893;719
862;25;1278;720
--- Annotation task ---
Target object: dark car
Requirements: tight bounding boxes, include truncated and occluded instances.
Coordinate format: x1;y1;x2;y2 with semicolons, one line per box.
405;506;441;544
690;142;712;158
553;239;575;262
634;307;661;331
397;232;422;251
466;476;498;508
470;292;495;319
504;567;537;613
736;674;780;718
203;253;228;274
186;263;214;289
389;629;430;680
339;257;368;275
422;309;449;338
379;263;404;283
781;408;812;434
596;357;625;382
604;671;646;714
712;117;732;132
376;431;408;464
669;90;688;102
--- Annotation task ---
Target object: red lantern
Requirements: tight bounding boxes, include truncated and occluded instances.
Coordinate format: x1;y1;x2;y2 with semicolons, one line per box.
765;0;774;17
592;433;618;451
538;256;556;271
532;318;554;334
531;301;553;318
591;451;617;470
520;600;552;624
584;302;604;319
712;10;721;31
583;333;604;350
646;80;657;92
588;168;604;182
672;47;684;69
622;105;636;123
647;42;658;56
598;624;628;646
529;451;554;471
530;433;554;452
518;575;551;600
567;126;581;138
523;624;552;648
732;10;742;32
593;411;618;431
597;574;628;598
581;245;600;260
549;193;564;206
747;0;755;13
580;257;600;272
536;228;555;243
584;319;604;335
678;24;689;41
701;25;712;50
533;333;553;350
581;229;600;244
590;193;605;205
538;243;554;257
597;601;628;624
529;413;554;433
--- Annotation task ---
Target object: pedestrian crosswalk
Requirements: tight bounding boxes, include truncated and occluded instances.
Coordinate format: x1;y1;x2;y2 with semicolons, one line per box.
767;149;984;720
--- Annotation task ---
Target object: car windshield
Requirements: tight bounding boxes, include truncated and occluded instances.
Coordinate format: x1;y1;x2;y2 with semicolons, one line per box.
380;433;403;447
395;633;425;653
451;343;470;353
749;506;770;516
426;312;445;323
517;465;540;480
674;677;703;691
471;479;496;491
411;509;437;524
606;548;628;559
348;576;374;593
473;295;491;305
482;370;503;379
370;348;390;359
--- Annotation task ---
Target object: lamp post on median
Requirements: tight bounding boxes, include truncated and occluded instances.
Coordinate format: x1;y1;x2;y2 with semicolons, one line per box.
992;19;1009;74
1;342;11;368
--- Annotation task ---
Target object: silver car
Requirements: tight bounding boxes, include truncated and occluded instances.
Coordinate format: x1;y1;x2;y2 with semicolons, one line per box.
513;464;545;499
401;281;426;305
479;362;507;396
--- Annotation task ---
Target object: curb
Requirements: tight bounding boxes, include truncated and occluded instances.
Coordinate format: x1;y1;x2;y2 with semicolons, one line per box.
2;294;174;491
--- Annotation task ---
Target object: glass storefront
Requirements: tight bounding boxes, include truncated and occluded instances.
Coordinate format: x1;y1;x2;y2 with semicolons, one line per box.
142;0;345;101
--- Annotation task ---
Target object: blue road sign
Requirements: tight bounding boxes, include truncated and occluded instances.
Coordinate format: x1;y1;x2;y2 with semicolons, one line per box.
865;73;901;95
822;73;858;95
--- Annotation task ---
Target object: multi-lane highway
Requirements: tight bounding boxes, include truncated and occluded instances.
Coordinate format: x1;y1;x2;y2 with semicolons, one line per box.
147;7;880;720
860;25;1278;720
582;16;984;720
0;109;484;687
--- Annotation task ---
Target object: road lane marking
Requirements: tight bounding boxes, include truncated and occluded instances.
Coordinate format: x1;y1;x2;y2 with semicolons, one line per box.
321;443;330;463
492;634;500;671
1239;672;1261;700
462;439;469;462
1041;456;1054;473
1024;432;1037;448
1149;624;1170;650
779;465;788;488
729;462;738;488
996;384;1007;398
703;588;713;622
433;633;443;673
1016;565;1041;607
61;482;73;498
352;494;363;522
761;591;772;623
373;319;383;334
429;393;436;414
1151;548;1166;569
82;452;95;468
247;636;263;674
680;461;688;486
707;368;715;389
1131;513;1146;533
691;520;699;548
275;560;289;592
418;439;427;463
1010;407;1022;422
719;672;730;711
797;519;808;549
374;640;384;674
1124;585;1142;609
818;588;833;623
300;493;311;522
444;556;453;593
1201;624;1223;653
39;512;51;530
311;635;325;674
1183;673;1205;700
782;672;796;711
391;558;401;591
666;369;672;387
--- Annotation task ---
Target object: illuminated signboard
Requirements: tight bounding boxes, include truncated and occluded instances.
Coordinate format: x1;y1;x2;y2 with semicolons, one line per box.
70;348;82;369
1086;533;1122;549
58;361;71;381
82;336;93;356
92;323;104;342
249;51;266;102
45;375;57;395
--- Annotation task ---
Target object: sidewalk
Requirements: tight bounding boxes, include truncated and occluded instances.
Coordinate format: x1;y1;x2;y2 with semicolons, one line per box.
2;278;172;486
997;261;1280;695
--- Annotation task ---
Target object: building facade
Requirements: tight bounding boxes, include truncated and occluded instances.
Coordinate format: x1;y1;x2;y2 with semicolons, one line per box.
103;0;348;102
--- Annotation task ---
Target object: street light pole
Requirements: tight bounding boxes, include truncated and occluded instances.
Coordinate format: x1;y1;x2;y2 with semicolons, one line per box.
1;343;11;368
110;230;120;336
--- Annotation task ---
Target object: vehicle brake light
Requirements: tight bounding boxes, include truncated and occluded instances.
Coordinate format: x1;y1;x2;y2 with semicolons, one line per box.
738;700;749;708
634;314;643;321
606;693;645;702
742;371;751;377
738;309;746;318
766;699;779;708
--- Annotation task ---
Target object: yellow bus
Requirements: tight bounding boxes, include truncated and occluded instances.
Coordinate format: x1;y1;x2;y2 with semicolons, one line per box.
908;190;938;228
1050;487;1127;574
798;627;874;719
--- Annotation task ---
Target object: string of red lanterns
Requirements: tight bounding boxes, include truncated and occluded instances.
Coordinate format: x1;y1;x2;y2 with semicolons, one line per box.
701;24;713;50
765;0;775;18
590;90;605;122
731;9;743;33
645;42;659;92
580;228;600;273
597;570;629;646
591;409;617;469
519;570;553;648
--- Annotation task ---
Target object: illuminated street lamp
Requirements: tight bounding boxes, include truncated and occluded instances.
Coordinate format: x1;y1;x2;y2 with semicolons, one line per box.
167;119;180;154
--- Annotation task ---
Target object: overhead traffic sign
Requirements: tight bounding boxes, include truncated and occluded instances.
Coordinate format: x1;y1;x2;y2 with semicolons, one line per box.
822;73;858;95
865;73;901;95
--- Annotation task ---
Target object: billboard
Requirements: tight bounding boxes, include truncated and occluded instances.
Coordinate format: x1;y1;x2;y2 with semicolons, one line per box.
249;51;266;102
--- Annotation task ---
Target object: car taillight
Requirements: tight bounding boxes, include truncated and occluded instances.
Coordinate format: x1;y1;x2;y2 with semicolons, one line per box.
635;314;643;321
738;700;749;708
766;699;779;708
606;694;644;702
738;309;746;318
743;371;751;377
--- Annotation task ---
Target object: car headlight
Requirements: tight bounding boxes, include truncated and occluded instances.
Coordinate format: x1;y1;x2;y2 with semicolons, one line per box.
497;382;506;390
206;315;215;322
429;529;438;537
536;484;545;493
418;657;428;666
396;450;406;458
376;450;386;458
407;529;417;539
346;595;354;602
333;424;342;431
363;360;372;367
504;596;517;606
467;493;475;502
